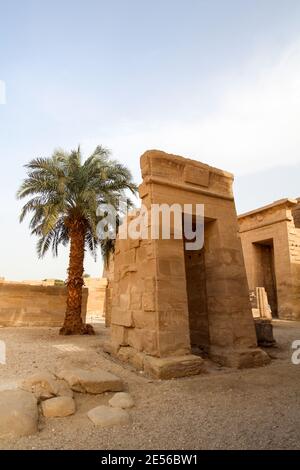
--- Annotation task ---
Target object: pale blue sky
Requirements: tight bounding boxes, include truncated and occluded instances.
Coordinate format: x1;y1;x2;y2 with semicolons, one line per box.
1;0;300;280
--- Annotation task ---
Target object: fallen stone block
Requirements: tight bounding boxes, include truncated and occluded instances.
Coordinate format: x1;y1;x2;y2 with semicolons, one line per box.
56;368;123;394
0;390;38;438
56;380;74;398
42;396;76;418
109;392;134;409
143;354;204;379
87;405;129;427
21;372;59;400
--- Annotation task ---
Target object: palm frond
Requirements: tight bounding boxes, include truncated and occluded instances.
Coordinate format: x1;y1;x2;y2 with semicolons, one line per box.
18;145;137;264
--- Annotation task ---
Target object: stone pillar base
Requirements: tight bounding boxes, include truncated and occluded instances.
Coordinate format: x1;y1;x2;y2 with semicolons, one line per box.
254;318;276;347
209;346;270;369
103;342;205;379
143;355;205;379
104;341;270;377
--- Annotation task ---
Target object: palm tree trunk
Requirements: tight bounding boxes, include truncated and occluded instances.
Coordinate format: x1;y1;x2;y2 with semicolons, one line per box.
60;221;94;335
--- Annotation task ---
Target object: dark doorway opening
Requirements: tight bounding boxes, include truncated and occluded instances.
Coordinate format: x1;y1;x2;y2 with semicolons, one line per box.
183;218;210;356
253;239;278;318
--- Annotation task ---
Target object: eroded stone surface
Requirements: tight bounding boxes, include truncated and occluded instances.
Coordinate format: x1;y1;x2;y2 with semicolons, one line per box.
0;278;107;327
0;390;38;438
21;372;59;400
109;392;134;409
21;372;73;400
87;405;129;427
210;347;270;368
56;368;123;394
144;355;205;379
56;380;74;398
42;396;76;418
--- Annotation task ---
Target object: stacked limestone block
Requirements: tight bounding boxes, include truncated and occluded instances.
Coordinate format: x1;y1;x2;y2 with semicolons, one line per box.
109;227;161;368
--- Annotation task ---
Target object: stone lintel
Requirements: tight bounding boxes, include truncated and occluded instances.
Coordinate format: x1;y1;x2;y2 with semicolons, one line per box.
238;198;298;221
238;216;293;233
141;149;234;179
141;176;234;201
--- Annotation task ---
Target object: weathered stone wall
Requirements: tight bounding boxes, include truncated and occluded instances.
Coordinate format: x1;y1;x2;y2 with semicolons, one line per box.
0;278;106;327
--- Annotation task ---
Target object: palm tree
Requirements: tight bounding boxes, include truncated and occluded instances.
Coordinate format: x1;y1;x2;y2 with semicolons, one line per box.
17;146;137;335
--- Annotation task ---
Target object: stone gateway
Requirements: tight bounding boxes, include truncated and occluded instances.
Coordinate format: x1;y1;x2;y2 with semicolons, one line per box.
105;150;269;378
238;198;300;320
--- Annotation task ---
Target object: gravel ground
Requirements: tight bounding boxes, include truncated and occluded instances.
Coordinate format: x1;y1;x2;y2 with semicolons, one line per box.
0;320;300;450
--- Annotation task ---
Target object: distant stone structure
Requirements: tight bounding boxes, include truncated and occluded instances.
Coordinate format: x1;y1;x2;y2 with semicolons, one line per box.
250;287;272;319
0;277;106;327
238;198;300;320
85;277;107;323
105;150;268;378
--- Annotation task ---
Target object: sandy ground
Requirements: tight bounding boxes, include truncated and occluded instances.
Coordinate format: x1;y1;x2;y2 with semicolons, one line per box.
0;320;300;450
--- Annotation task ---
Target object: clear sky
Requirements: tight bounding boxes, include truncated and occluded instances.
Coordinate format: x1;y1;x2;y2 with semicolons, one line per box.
1;0;300;280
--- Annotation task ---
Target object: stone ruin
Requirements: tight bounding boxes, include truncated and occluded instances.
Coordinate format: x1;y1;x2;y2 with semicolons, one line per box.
104;150;269;379
249;287;275;348
238;198;300;320
250;287;272;320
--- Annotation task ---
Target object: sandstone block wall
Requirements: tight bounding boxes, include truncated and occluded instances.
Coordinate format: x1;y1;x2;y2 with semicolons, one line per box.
0;277;106;327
